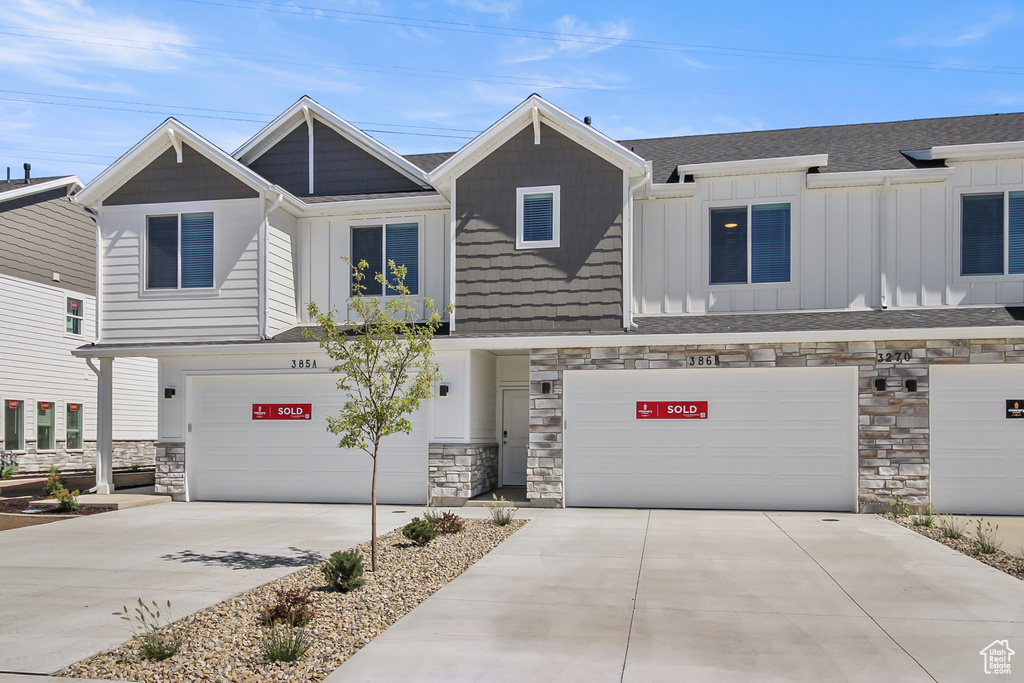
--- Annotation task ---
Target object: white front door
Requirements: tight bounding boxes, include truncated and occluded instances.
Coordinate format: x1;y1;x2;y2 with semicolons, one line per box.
501;389;529;486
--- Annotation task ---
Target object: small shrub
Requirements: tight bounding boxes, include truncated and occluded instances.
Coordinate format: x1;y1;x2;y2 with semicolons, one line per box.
422;505;443;524
486;494;518;527
911;504;935;527
259;588;314;627
974;519;1002;554
1;465;16;479
44;469;64;496
262;624;309;662
939;515;966;540
130;462;141;472
402;517;437;546
432;511;465;534
888;495;912;518
321;550;365;593
113;599;182;661
52;487;80;512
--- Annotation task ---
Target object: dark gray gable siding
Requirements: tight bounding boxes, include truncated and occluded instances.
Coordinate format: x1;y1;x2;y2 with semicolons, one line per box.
0;187;95;295
456;123;623;333
106;143;259;205
312;120;422;196
249;124;308;196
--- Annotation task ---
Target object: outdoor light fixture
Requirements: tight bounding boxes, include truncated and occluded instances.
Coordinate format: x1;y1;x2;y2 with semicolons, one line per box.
439;384;449;397
541;381;552;394
905;379;918;392
724;223;738;228
873;378;887;392
164;388;176;399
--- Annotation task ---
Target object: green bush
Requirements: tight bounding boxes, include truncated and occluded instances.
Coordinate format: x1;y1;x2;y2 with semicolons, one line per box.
44;469;64;496
431;511;465;534
975;519;1002;554
486;495;518;527
52;488;80;512
259;588;314;627
1;465;16;479
402;517;437;546
939;515;966;540
113;599;182;661
321;551;366;593
262;624;309;662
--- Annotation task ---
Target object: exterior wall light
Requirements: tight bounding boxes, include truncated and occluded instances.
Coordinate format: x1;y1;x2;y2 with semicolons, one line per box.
164;388;176;399
905;379;918;392
439;384;450;397
873;378;887;392
541;381;552;394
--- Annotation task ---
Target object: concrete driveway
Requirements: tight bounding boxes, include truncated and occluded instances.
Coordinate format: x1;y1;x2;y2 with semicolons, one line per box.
328;509;1024;683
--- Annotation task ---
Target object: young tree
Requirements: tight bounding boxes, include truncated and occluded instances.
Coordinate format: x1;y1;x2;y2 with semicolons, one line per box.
305;259;450;572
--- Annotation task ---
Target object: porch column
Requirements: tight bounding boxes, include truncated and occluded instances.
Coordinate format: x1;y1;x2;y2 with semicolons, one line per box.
95;357;114;494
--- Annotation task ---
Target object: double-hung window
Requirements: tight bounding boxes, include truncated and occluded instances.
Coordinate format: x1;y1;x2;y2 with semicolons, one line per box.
516;185;560;249
4;400;23;451
709;203;791;285
66;403;83;450
37;401;54;450
147;212;214;289
66;297;83;335
961;192;1024;276
351;222;419;296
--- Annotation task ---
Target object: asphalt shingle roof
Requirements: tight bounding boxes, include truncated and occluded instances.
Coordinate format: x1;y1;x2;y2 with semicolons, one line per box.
0;176;70;194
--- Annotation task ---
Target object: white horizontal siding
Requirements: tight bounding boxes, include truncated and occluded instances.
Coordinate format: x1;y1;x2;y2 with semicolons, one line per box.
0;273;157;442
267;209;298;336
98;198;262;342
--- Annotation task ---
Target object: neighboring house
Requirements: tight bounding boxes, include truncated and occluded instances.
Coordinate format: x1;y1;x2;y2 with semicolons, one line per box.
73;95;1024;514
0;173;157;475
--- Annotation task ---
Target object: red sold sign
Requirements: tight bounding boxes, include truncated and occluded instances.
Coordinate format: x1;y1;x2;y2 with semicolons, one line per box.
252;404;312;420
636;401;708;419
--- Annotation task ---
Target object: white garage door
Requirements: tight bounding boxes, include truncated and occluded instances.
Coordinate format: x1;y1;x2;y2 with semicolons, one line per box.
187;374;428;504
931;365;1024;515
564;367;857;511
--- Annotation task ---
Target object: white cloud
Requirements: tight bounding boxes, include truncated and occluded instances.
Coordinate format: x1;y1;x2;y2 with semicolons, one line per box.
445;0;521;18
0;0;192;74
554;15;629;55
894;12;1013;47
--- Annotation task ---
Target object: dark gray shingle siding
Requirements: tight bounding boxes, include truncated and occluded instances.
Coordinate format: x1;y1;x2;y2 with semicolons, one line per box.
249;124;308;196
106;144;258;205
0;188;95;295
456;123;623;333
312;121;422;195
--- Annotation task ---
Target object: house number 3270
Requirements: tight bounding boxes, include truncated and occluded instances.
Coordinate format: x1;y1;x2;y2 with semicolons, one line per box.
291;359;317;369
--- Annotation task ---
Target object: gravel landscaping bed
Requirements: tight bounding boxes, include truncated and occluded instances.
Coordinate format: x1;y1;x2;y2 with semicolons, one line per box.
885;514;1024;580
58;518;526;682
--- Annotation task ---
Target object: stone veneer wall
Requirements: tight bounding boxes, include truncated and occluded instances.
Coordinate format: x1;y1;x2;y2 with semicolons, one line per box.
155;442;186;500
428;443;499;506
530;338;1024;511
10;440;156;473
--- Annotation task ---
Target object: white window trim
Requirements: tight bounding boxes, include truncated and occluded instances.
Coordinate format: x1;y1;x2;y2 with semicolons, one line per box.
706;201;795;288
65;401;85;451
36;399;56;452
516;185;560;249
348;217;424;298
3;398;25;452
64;296;84;338
143;211;217;293
956;189;1024;280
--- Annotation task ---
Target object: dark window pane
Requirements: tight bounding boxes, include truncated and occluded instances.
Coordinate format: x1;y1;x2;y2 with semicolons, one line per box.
352;226;383;296
709;207;748;285
751;203;791;283
180;212;214;288
385;223;418;295
962;194;1004;275
522;193;554;242
1010;192;1024;275
147;215;178;289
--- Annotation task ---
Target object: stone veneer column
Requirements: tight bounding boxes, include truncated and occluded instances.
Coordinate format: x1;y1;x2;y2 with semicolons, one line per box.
428;443;499;506
154;442;186;500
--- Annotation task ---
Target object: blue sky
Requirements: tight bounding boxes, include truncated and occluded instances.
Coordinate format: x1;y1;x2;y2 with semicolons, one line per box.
3;0;1023;183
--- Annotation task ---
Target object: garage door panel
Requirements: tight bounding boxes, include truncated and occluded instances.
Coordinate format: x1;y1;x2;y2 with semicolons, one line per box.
188;375;427;504
564;367;856;511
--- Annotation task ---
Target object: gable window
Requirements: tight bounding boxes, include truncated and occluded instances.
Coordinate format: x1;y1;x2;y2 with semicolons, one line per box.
66;297;83;336
351;222;419;296
961;192;1024;276
516;185;560;249
37;401;54;450
4;400;23;451
147;212;214;289
709;203;791;285
66;403;83;450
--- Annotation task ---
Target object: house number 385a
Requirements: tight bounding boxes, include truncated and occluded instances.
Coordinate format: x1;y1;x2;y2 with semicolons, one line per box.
291;359;317;369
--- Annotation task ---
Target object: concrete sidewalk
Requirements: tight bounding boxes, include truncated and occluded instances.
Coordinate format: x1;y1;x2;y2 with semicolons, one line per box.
327;509;1024;683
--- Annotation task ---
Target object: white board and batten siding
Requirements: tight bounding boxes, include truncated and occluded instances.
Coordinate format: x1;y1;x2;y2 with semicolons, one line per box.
99;198;263;342
296;210;450;324
563;367;858;511
0;273;157;441
267;208;299;336
633;160;1024;315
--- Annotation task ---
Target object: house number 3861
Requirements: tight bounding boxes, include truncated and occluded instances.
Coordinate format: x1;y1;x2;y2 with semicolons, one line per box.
291;359;317;369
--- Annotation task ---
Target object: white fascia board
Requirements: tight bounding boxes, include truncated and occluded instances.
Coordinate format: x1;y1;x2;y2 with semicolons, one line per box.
644;182;697;199
233;96;431;189
302;193;450;217
806;167;954;189
0;176;82;203
428;94;647;187
914;140;1024;162
72;324;1024;358
678;154;829;178
75;118;291;209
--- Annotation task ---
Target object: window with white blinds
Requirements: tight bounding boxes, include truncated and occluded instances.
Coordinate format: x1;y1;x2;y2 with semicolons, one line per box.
516;185;560;249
